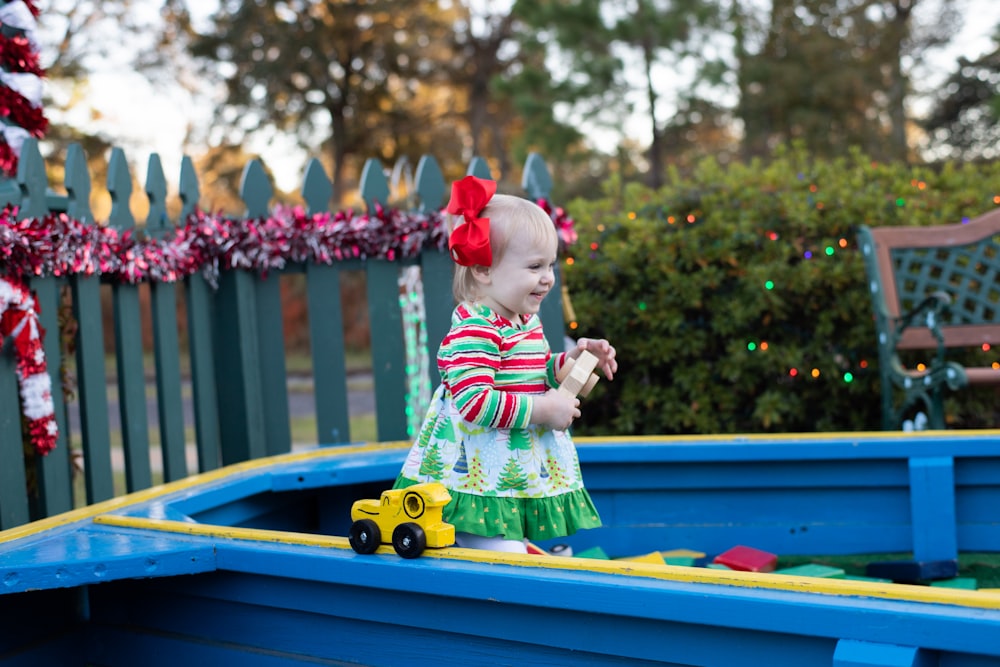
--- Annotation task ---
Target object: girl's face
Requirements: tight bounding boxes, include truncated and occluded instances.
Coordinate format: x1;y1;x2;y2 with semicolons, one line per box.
476;231;557;320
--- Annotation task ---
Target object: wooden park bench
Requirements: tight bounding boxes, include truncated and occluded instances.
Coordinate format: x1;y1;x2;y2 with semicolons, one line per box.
0;140;567;529
857;208;1000;430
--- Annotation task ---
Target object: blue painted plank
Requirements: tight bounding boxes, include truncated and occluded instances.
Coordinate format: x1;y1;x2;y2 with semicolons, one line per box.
833;639;934;667
908;456;957;561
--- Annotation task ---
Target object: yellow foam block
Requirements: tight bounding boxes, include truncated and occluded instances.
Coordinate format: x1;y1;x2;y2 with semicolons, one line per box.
659;548;706;559
616;552;667;565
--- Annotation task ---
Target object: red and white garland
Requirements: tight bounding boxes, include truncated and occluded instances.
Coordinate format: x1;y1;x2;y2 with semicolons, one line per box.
0;0;46;177
0;274;55;455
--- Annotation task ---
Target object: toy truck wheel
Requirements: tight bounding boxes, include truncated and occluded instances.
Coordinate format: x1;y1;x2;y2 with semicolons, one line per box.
579;374;599;398
349;519;381;554
392;522;427;559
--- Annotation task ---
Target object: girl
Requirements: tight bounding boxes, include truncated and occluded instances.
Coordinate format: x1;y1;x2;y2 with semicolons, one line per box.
394;175;617;553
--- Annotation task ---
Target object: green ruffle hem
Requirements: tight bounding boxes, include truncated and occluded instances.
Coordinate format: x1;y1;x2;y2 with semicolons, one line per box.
394;475;602;542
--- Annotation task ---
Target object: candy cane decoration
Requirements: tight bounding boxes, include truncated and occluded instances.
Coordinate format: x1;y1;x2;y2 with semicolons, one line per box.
0;275;56;455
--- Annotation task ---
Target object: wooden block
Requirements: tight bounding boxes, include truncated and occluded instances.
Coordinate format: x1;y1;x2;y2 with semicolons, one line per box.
706;563;732;570
713;545;778;573
556;351;600;399
929;577;977;590
773;563;846;578
616;552;666;565
574;546;610;560
865;559;958;583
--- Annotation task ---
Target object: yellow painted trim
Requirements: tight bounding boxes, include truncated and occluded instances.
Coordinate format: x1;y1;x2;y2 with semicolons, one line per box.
0;442;411;545
92;514;1000;611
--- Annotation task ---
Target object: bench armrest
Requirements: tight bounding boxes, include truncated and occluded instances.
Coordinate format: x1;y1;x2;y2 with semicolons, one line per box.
893;290;951;361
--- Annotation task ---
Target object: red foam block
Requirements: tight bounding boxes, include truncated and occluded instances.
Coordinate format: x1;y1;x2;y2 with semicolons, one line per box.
713;545;778;573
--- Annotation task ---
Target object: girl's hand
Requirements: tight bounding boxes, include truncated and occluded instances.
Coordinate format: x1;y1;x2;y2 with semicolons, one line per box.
569;338;618;381
531;389;581;431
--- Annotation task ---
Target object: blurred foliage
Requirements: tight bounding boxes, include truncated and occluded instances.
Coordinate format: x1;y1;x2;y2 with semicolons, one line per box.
923;30;1000;161
564;145;1000;434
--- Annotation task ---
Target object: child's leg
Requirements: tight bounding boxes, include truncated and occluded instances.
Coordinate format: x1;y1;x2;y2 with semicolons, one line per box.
455;531;528;554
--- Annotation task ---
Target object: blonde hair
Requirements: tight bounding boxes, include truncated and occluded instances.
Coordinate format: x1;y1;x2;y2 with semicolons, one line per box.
451;194;557;303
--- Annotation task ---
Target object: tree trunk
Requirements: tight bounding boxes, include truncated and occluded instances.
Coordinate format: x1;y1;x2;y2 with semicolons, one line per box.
643;37;663;189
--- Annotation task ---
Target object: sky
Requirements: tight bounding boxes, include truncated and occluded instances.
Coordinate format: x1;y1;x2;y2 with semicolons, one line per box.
42;0;1000;195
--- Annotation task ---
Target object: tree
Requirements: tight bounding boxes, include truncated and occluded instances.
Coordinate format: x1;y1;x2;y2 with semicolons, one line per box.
607;0;724;186
922;25;1000;160
736;0;962;162
30;1;145;206
165;1;457;205
514;0;724;188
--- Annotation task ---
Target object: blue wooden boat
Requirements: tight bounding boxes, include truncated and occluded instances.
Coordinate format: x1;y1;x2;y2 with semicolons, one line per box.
2;431;1000;666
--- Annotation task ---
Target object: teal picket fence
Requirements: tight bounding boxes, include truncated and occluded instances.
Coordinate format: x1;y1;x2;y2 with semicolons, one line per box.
0;139;566;530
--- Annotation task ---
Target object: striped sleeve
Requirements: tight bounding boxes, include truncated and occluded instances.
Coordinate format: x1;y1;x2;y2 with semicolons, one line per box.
441;317;533;429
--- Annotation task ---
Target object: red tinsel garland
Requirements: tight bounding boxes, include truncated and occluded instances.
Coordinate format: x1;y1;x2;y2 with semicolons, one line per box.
0;83;45;138
0;203;451;286
0;33;41;76
0;200;576;286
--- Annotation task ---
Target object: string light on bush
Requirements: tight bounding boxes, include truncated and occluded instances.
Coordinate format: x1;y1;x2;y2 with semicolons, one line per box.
747;341;756;351
843;372;854;383
789;368;798;377
764;280;774;290
811;368;820;378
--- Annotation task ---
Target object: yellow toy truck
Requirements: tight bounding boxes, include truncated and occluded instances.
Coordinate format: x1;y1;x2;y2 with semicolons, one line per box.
348;482;456;558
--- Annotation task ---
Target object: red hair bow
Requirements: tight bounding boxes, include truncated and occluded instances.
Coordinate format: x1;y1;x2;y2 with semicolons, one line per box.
447;175;496;267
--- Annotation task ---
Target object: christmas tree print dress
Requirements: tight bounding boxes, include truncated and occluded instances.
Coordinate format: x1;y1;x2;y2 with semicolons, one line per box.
394;302;601;542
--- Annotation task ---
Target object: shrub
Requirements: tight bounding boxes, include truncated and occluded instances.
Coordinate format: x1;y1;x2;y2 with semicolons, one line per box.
564;145;1000;435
